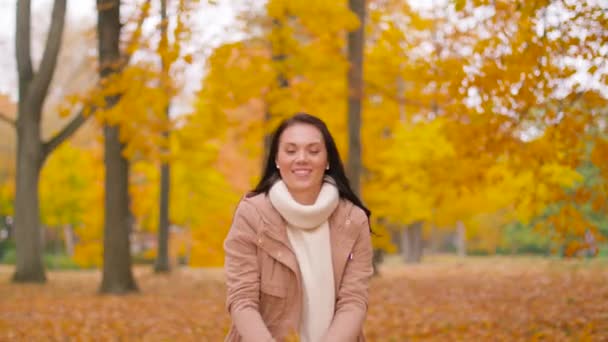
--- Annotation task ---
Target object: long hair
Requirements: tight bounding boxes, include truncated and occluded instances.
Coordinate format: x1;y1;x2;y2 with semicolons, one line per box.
248;113;371;220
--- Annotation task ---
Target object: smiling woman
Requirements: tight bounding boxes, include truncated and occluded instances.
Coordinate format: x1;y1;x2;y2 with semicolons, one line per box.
223;113;374;342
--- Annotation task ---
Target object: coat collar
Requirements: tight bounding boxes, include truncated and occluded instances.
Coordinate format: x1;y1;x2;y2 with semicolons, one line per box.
244;193;354;242
244;192;359;296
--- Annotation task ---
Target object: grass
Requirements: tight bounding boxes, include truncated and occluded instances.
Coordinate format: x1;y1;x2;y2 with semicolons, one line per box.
0;248;81;270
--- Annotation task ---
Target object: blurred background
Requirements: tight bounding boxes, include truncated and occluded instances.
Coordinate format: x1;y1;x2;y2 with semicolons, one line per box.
0;0;607;339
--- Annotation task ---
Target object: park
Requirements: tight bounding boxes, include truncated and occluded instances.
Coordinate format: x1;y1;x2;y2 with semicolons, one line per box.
0;0;607;340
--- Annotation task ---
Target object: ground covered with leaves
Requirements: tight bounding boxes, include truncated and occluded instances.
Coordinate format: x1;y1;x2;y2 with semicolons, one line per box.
1;256;607;341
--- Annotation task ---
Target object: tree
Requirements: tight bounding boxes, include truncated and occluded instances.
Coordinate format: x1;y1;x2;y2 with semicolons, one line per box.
202;0;606;263
346;0;366;196
97;0;138;294
263;2;290;161
154;0;171;274
152;0;197;272
364;0;608;258
12;0;90;283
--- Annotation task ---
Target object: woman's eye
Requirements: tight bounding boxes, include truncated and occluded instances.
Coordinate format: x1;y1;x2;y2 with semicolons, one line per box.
286;150;296;154
309;150;320;155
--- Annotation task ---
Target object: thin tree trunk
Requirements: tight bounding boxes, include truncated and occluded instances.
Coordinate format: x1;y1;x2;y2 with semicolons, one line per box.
372;249;383;276
391;228;402;254
263;108;273;166
429;224;440;254
263;15;289;163
456;221;466;257
98;0;137;294
400;226;408;261
154;0;170;274
402;221;423;263
63;224;74;256
155;159;170;272
346;0;366;196
412;223;423;261
398;226;406;256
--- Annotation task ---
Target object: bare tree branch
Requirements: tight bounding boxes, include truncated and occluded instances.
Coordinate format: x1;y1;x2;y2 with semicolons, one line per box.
29;0;67;107
42;107;92;160
39;0;151;160
15;0;33;96
39;0;151;161
0;112;15;128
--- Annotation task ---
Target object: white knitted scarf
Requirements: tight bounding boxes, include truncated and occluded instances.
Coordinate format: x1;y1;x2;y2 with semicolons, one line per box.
268;178;339;342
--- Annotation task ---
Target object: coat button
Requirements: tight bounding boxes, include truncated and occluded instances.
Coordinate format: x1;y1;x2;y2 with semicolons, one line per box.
277;251;282;258
258;238;263;245
345;219;351;225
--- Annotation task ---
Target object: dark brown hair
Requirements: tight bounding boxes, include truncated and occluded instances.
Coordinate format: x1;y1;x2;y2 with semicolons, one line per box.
248;113;371;220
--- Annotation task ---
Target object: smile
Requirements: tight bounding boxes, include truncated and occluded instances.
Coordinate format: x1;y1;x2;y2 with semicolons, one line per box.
292;169;312;176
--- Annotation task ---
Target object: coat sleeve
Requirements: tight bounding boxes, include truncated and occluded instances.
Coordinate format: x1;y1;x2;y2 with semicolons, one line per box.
224;199;275;342
324;210;373;341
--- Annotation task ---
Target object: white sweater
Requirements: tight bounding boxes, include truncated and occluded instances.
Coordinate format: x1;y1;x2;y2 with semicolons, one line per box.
268;179;339;342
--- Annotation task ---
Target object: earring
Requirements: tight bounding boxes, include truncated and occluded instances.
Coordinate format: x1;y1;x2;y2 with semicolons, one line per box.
326;165;330;170
276;164;280;169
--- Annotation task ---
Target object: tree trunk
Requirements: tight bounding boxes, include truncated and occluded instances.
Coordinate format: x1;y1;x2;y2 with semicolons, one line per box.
13;112;44;282
98;0;138;294
263;14;289;163
346;0;366;196
154;0;170;274
63;224;74;256
391;228;402;254
155;159;170;272
101;125;137;293
400;227;408;262
372;249;383;276
429;224;441;254
456;221;466;257
154;130;171;273
12;0;68;283
402;221;423;263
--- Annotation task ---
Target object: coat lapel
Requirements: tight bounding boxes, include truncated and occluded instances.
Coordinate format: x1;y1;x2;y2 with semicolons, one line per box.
251;194;301;275
248;193;357;296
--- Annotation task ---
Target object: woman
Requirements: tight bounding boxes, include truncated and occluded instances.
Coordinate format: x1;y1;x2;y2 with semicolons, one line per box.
224;113;373;342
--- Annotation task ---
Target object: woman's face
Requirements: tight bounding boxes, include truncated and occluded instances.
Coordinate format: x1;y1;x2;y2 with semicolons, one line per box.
276;123;328;201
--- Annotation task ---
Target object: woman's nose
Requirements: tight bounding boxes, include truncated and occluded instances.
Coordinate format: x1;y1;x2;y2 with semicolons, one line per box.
295;150;307;162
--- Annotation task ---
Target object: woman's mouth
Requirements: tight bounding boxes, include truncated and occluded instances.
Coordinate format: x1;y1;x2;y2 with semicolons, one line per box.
292;169;312;177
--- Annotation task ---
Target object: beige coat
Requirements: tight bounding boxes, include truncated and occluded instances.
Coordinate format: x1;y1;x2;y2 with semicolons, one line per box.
223;193;373;342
